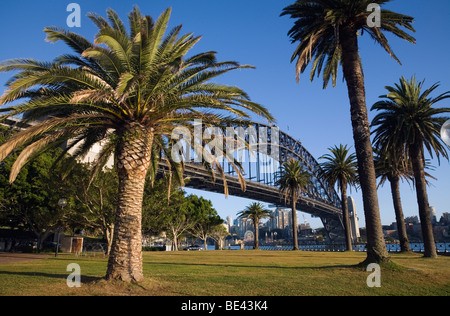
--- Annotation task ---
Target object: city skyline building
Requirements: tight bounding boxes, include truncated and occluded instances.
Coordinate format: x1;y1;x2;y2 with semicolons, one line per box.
348;197;361;243
268;208;292;231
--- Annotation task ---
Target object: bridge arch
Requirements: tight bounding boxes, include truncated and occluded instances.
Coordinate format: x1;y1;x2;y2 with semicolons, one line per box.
163;121;346;241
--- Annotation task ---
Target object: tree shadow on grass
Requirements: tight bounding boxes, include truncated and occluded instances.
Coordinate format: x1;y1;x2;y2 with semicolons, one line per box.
0;270;104;284
144;261;359;271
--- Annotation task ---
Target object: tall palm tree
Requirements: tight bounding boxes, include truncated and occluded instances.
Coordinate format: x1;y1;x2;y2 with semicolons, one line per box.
371;76;450;258
276;158;311;250
319;144;358;251
281;0;416;263
0;7;273;282
373;149;412;253
237;202;272;250
374;149;436;253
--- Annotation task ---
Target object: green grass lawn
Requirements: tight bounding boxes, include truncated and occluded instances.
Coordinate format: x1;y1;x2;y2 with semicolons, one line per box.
0;250;449;296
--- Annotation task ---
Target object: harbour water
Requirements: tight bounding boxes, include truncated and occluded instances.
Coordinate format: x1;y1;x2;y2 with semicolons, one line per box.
207;242;450;253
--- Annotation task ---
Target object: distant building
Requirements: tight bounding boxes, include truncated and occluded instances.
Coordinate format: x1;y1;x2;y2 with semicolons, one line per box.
234;216;253;237
299;220;312;237
348;196;360;243
268;208;291;230
441;212;450;225
405;216;419;224
430;206;437;225
226;216;233;232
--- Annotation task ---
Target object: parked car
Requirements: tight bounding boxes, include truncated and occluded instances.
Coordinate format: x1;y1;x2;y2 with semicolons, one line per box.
184;245;202;251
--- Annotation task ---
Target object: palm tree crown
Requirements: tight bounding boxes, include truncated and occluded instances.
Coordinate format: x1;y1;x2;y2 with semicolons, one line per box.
0;7;273;182
319;144;358;193
371;76;450;163
281;0;415;88
276;159;311;204
237;202;272;223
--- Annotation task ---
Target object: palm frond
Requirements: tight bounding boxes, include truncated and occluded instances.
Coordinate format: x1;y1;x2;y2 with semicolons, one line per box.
281;0;415;87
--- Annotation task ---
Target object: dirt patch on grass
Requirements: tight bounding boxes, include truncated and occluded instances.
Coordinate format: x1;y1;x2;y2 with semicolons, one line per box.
60;278;169;296
0;253;50;264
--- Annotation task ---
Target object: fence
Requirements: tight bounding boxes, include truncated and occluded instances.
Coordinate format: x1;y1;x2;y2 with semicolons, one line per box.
293;242;450;253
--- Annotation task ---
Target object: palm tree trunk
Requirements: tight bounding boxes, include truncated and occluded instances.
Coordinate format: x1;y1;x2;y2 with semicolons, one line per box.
106;123;153;282
389;176;410;253
254;221;259;250
410;141;437;258
291;195;299;250
340;27;389;263
340;181;352;251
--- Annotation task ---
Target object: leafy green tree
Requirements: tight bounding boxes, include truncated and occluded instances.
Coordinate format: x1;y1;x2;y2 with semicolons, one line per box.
371;76;450;258
153;193;195;251
188;195;222;251
142;176;190;249
281;0;415;264
142;178;221;251
0;7;273;282
237;202;272;250
65;163;117;254
319;145;358;251
211;224;230;250
276;159;311;250
0;148;72;251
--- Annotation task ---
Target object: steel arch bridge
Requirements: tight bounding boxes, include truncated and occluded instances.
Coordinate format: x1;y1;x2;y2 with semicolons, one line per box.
161;121;346;242
2;117;346;241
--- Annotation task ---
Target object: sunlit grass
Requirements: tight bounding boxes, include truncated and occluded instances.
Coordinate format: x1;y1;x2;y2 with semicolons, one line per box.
0;251;448;296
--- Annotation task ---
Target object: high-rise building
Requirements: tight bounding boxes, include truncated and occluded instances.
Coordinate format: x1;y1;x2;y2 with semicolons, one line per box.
235;216;252;237
441;212;450;224
268;208;292;230
226;216;233;232
348;196;360;243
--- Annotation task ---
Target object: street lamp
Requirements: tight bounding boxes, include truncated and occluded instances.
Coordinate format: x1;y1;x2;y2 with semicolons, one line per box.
55;198;67;257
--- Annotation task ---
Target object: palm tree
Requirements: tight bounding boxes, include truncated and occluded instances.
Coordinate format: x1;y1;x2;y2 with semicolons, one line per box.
275;159;311;250
0;7;273;282
373;149;412;253
374;149;436;253
319;144;358;251
371;76;450;258
281;0;416;263
237;202;272;250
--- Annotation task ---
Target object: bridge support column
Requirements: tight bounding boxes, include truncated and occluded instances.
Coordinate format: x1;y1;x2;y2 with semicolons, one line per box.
320;215;345;244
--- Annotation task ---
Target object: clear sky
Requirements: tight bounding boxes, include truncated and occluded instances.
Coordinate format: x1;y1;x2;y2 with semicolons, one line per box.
0;0;449;229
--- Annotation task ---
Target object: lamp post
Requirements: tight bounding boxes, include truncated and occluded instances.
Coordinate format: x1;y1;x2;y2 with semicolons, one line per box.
55;198;67;257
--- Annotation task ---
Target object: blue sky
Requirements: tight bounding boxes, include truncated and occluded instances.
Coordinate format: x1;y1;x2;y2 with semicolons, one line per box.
0;0;449;228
